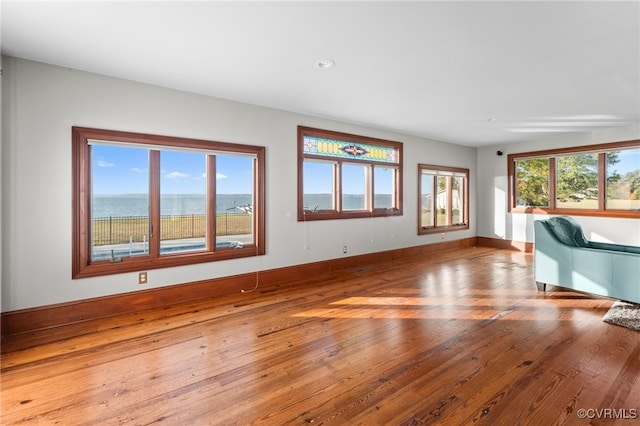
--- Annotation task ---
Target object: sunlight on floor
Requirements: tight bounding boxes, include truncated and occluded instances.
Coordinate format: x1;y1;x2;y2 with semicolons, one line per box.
293;291;611;321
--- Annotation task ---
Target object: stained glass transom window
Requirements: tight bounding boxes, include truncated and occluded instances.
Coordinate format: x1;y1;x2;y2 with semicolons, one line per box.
303;135;399;164
298;126;403;222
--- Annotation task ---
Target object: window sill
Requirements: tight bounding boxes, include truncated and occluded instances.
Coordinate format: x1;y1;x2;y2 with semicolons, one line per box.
73;245;264;279
298;209;403;221
419;224;469;235
509;207;640;219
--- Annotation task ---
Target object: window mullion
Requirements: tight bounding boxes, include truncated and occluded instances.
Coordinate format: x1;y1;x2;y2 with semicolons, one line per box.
207;155;216;251
549;157;557;209
148;150;161;258
463;177;468;224
367;164;373;211
598;152;606;211
447;177;453;226
78;140;91;270
393;167;399;209
336;161;342;212
252;156;260;245
432;176;438;227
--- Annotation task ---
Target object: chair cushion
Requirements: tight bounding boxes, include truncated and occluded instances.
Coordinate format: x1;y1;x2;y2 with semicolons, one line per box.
546;216;590;247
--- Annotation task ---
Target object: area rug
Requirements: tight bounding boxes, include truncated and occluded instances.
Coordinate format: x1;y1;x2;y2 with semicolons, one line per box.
603;301;640;331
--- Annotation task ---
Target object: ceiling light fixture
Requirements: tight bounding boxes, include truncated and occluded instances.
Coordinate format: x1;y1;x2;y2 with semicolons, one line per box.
317;58;335;69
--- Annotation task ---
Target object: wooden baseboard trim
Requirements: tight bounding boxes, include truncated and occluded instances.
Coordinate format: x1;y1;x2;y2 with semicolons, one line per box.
1;237;478;341
476;236;533;253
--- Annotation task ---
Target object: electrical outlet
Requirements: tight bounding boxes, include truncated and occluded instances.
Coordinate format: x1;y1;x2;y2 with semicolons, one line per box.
139;272;147;284
343;245;348;254
440;233;445;240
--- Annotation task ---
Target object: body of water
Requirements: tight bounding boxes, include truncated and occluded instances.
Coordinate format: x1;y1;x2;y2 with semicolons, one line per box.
92;194;253;218
93;193;394;218
304;194;393;211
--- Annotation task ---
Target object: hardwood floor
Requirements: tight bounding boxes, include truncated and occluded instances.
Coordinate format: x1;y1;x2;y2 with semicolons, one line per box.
1;247;638;425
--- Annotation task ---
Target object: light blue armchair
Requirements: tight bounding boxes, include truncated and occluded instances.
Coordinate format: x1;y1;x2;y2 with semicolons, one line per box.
534;216;640;303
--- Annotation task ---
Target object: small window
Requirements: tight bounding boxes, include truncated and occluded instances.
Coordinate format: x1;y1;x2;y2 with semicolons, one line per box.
418;164;469;235
373;165;396;209
73;127;265;278
556;153;599;209
342;162;367;211
606;148;640;211
91;144;151;260
159;150;208;255
303;160;335;212
298;126;403;221
514;158;550;207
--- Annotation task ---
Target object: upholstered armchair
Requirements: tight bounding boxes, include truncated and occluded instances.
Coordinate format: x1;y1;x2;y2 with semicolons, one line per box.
534;216;640;303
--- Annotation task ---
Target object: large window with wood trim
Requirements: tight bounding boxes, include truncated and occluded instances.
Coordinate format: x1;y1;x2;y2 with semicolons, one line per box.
508;139;640;218
298;126;403;221
418;164;469;234
72;127;265;278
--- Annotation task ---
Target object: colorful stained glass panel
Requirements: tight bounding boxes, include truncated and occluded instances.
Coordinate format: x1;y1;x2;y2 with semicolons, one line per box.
303;135;398;163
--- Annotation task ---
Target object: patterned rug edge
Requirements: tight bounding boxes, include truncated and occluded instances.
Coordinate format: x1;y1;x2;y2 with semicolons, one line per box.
603;300;640;331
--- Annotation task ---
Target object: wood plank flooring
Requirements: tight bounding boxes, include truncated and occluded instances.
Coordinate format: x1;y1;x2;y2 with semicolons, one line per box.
1;247;639;425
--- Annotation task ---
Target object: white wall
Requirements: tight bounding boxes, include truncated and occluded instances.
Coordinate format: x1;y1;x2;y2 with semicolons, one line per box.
477;124;640;245
1;57;477;312
0;55;4;313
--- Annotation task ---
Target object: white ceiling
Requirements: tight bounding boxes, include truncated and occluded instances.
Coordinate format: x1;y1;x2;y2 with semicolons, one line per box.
2;1;639;147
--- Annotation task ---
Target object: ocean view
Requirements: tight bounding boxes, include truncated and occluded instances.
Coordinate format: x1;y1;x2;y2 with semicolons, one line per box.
304;194;393;211
92;194;394;218
92;194;253;218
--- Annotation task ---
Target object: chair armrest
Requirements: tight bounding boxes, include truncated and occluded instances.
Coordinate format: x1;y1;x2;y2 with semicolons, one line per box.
589;241;640;254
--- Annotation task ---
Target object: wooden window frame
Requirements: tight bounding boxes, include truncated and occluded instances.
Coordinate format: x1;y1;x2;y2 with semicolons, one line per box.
297;126;403;221
418;164;470;235
72;127;265;279
508;139;640;218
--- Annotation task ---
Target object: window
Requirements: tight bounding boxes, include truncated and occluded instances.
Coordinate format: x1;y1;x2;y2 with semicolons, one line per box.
418;164;469;234
607;148;640;210
508;140;640;218
72;127;265;278
298;126;403;221
515;158;549;207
